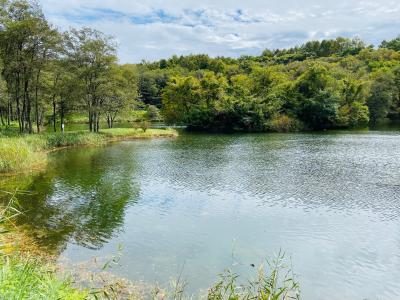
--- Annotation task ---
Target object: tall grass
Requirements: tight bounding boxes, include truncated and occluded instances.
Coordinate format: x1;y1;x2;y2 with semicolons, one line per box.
0;257;88;300
0;138;46;174
100;127;178;139
45;132;106;148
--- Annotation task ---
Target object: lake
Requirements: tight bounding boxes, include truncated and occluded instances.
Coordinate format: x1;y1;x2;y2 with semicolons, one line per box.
2;130;400;299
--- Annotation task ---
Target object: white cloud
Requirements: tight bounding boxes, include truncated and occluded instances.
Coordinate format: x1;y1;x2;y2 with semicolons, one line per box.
38;0;400;63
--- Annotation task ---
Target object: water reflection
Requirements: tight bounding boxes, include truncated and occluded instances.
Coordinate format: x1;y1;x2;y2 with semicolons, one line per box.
1;146;141;254
1;131;400;299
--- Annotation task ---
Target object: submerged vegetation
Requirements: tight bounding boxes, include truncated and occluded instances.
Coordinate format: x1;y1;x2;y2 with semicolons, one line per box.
0;195;88;299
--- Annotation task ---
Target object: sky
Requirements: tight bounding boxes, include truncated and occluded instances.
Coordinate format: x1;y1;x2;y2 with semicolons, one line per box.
38;0;400;63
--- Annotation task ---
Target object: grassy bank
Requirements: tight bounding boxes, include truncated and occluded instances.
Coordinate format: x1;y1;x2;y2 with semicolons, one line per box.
0;128;178;174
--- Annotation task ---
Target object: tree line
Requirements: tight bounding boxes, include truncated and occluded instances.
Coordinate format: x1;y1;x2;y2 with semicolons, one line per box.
1;0;399;134
148;37;400;132
0;0;139;133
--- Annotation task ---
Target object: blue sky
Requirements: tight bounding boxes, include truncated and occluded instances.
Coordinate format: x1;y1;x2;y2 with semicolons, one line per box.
39;0;400;63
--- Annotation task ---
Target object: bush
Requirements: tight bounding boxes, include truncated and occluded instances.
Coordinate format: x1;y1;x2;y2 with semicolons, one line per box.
140;121;150;133
268;115;302;132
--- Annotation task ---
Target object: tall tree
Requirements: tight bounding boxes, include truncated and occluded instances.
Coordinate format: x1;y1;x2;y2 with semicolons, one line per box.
65;27;116;132
367;70;396;125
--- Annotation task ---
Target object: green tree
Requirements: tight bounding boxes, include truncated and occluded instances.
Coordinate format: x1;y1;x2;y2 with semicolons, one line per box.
0;0;58;133
65;27;117;132
367;70;396;125
337;78;369;127
103;64;138;128
295;64;340;129
380;36;400;51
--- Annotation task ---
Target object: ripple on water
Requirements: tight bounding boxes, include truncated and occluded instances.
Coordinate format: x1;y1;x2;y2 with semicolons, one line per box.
4;131;400;299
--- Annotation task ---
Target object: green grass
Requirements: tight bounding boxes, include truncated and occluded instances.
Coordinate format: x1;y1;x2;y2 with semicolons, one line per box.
0;138;46;174
44;132;106;148
100;128;178;139
0;257;88;300
0;128;178;174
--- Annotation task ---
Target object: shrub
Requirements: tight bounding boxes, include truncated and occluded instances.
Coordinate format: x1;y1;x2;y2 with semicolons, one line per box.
141;121;150;133
268;115;302;132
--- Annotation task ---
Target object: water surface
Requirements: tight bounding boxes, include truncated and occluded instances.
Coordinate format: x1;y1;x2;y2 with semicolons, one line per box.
2;130;400;299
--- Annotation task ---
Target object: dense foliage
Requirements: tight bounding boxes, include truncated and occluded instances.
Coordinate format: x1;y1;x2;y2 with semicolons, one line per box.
0;0;399;133
154;39;400;132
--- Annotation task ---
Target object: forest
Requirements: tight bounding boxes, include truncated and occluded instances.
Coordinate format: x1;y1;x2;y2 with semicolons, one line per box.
0;0;400;134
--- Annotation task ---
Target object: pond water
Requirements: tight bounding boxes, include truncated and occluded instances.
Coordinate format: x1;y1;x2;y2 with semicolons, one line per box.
2;130;400;299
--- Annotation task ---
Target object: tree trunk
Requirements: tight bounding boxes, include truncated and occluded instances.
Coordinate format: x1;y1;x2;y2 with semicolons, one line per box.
7;97;11;126
0;110;5;126
35;70;41;133
89;111;93;132
60;104;64;132
52;99;57;132
24;79;32;134
15;75;22;133
107;115;111;128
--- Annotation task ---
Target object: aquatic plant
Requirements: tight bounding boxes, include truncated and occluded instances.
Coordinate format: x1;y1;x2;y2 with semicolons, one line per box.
208;251;300;300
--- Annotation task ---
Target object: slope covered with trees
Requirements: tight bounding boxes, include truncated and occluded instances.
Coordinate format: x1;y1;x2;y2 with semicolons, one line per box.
0;0;399;134
155;38;400;132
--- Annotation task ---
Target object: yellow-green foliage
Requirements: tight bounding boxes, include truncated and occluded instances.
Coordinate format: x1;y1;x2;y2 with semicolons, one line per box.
44;132;106;148
0;257;88;300
268;115;302;133
0;138;46;174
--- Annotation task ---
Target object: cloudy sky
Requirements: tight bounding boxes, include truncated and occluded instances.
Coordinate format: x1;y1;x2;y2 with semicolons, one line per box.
38;0;400;63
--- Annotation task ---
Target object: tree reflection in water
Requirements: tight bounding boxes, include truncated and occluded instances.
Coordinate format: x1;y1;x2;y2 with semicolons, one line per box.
0;145;141;255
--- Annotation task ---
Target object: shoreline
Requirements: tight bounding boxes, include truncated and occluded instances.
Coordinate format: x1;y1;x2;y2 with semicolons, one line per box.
0;128;178;175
